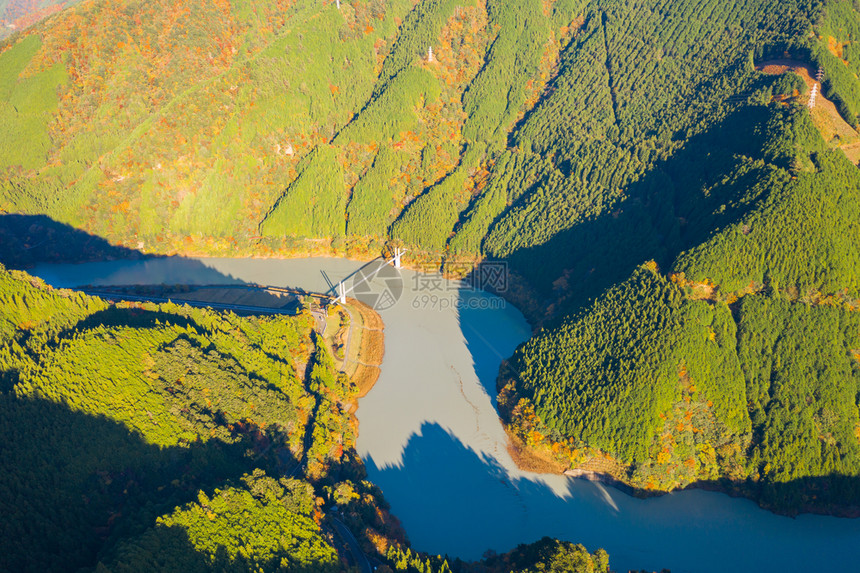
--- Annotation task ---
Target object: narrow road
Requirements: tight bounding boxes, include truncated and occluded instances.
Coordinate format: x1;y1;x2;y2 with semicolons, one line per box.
340;305;356;373
329;515;373;573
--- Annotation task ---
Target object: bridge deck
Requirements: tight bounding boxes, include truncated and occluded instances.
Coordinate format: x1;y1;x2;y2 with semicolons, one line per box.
78;283;334;316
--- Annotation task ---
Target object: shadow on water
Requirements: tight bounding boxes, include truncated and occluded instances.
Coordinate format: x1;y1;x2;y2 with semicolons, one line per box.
0;214;229;283
362;422;667;564
363;423;561;559
363;422;860;573
456;287;530;405
0;214;330;312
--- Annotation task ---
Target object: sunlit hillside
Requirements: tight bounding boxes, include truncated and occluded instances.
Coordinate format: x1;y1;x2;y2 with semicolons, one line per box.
0;0;852;264
0;0;73;39
2;0;860;529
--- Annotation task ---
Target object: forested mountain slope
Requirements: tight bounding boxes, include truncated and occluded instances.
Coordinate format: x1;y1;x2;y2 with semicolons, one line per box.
503;106;860;512
0;0;850;265
0;265;365;571
0;0;73;39
2;0;860;515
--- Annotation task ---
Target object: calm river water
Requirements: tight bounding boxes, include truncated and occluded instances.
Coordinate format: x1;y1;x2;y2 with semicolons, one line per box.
29;256;860;573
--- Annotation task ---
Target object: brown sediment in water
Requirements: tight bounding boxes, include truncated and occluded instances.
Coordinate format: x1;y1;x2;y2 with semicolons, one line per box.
352;363;381;397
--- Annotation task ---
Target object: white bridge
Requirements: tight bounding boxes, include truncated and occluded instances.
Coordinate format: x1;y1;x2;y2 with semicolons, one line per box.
323;248;406;305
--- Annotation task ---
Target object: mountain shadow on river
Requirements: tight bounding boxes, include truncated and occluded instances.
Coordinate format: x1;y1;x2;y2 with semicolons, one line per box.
0;214;318;313
0;392;300;573
362;422;576;560
455;282;860;518
0;213;234;284
363;421;860;573
456;287;528;406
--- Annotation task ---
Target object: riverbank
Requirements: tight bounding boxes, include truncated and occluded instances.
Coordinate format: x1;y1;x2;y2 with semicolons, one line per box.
498;376;860;519
331;299;385;414
502;412;860;518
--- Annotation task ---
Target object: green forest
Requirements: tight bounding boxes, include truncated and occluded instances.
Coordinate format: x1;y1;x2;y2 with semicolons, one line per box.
2;0;860;566
0;0;849;263
0;264;354;571
504;105;860;510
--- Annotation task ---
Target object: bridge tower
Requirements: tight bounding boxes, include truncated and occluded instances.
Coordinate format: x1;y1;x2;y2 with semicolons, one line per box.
393;247;405;269
338;282;347;305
